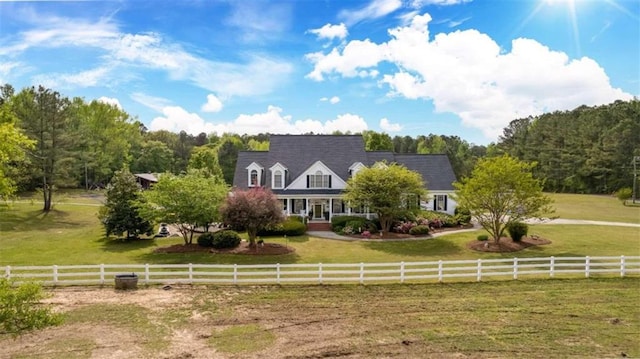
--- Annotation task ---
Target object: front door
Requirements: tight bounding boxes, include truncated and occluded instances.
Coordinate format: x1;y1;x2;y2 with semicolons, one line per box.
313;204;323;219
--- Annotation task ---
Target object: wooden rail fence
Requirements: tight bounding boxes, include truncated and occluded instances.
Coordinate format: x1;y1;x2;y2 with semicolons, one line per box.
2;256;638;286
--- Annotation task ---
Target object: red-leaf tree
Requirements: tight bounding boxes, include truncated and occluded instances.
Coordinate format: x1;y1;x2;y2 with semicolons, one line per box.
221;187;284;247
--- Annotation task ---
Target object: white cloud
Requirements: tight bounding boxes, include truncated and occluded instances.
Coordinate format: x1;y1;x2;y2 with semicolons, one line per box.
201;94;223;113
97;96;122;109
306;12;632;140
309;23;348;41
148;105;369;136
225;2;292;43
130;92;172;112
339;0;403;25
31;66;112;89
411;0;472;7
380;118;402;132
2;12;293;97
320;96;341;104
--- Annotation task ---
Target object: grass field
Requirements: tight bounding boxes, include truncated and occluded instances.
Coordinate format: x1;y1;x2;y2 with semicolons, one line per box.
547;193;640;223
1;278;638;358
1;193;639;266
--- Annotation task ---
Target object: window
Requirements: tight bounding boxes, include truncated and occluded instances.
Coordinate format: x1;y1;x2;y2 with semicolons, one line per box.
250;170;258;187
273;170;283;188
307;170;331;188
434;195;447;211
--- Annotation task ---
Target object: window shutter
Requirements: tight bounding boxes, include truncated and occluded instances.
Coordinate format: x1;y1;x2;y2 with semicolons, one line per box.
434;198;437;210
328;176;332;188
306;175;310;188
444;196;448;211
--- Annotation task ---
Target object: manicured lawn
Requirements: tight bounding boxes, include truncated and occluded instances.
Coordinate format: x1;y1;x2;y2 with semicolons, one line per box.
548;192;640;223
1;200;638;266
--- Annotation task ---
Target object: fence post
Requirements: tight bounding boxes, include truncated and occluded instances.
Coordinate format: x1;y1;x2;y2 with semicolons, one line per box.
188;263;193;283
476;259;482;282
359;263;364;284
400;261;405;283
550;256;555;278
318;263;323;284
620;256;626;278
513;257;518;280
145;264;150;284
5;265;10;279
438;260;443;282
53;265;58;285
276;263;281;285
233;264;238;284
585;256;590;278
100;264;105;285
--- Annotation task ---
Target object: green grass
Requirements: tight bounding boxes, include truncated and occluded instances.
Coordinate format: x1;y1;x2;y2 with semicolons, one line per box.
208;324;276;354
0;193;638;267
548;193;640;223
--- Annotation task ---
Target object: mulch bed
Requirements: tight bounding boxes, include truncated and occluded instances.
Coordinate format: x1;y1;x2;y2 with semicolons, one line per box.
154;241;295;255
467;236;552;252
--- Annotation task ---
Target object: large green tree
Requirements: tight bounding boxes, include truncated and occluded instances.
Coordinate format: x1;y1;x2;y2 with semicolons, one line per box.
98;168;154;240
0;95;35;200
141;170;228;244
220;187;284;247
343;162;426;234
12;86;76;211
454;155;554;243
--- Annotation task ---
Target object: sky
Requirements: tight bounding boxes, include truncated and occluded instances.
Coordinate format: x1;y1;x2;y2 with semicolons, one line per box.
0;0;638;145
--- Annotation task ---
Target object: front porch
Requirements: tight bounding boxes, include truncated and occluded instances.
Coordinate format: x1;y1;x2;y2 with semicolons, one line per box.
280;196;373;223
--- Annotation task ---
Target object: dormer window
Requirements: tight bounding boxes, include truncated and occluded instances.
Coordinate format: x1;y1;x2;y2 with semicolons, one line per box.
250;170;258;187
246;162;264;187
349;162;366;177
273;170;283;188
269;162;287;190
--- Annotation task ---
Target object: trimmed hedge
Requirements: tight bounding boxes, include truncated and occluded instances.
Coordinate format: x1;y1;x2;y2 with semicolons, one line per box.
477;234;489;241
197;232;215;247
506;222;528;242
331;216;376;233
257;218;307;237
212;230;241;249
409;225;430;235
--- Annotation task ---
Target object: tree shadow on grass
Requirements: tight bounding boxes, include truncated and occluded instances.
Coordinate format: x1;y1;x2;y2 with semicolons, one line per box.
0;208;81;231
363;238;463;257
98;237;158;253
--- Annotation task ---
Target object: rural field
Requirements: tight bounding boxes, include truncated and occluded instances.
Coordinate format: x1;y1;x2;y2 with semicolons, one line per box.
0;192;639;358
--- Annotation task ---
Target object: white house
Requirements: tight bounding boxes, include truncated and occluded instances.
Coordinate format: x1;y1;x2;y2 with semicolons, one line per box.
232;135;458;222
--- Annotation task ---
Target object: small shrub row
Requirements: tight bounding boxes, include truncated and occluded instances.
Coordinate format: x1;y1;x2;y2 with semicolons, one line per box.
409;225;430;235
331;216;377;234
197;230;241;249
257;218;307;237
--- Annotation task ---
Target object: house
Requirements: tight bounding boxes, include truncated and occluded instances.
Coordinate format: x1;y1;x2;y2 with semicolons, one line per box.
133;173;158;189
232;135;458;222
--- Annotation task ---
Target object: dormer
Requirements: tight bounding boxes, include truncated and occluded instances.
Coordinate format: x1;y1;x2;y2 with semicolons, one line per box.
349;162;366;177
269;162;287;189
246;162;264;187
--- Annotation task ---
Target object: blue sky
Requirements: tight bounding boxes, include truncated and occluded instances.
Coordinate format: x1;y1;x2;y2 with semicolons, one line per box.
1;0;638;145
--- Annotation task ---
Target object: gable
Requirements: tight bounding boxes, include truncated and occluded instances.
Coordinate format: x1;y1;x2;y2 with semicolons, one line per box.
287;161;347;190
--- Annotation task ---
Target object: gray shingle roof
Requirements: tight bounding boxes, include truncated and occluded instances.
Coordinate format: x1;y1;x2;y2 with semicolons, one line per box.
232;135;456;191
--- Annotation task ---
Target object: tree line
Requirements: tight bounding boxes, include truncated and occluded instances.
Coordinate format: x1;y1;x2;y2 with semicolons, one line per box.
1;82;636;210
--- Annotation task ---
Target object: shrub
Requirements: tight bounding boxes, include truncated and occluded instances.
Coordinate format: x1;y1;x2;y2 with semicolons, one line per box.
506;222;528;242
409;225;430;235
197;232;215;247
394;221;415;234
288;215;305;223
257;218;307;237
420;210;457;227
212;230;241;249
477;234;489;241
616;187;632;203
331;216;374;233
454;207;472;225
0;278;63;336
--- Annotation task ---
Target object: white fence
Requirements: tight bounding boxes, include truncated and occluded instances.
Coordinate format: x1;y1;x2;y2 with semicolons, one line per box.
2;256;639;286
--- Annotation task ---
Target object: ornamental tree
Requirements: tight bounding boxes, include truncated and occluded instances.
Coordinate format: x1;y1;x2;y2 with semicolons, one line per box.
140;169;228;244
343;162;427;234
453;155;554;243
220;187;284;247
98;168;154;240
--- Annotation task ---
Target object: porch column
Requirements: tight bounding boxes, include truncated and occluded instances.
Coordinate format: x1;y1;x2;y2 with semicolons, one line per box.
329;198;333;221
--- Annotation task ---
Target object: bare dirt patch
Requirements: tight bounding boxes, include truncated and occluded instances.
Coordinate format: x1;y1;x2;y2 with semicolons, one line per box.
467;235;552;252
154;241;295;255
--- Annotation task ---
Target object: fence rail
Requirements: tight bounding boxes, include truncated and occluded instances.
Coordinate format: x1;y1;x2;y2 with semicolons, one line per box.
3;256;639;286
